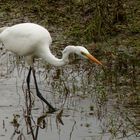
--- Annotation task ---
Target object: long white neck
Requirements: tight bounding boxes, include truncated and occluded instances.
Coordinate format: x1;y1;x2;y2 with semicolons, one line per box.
40;45;76;67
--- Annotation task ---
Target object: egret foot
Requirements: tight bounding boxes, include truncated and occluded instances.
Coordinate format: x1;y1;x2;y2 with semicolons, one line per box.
48;107;58;113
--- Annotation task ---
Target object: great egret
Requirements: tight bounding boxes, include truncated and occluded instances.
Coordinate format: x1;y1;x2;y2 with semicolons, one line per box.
0;23;102;112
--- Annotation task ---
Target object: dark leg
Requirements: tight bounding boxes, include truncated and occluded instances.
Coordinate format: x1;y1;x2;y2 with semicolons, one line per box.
26;66;33;110
32;67;56;113
26;67;35;139
26;66;32;91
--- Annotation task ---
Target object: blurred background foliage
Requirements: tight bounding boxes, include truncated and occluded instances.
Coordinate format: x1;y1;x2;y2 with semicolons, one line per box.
0;0;139;84
0;0;139;43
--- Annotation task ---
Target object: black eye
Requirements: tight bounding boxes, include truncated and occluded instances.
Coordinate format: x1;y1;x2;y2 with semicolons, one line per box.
81;51;86;55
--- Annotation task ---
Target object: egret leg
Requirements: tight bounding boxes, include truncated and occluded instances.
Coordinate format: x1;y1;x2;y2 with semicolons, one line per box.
32;67;56;113
26;66;32;91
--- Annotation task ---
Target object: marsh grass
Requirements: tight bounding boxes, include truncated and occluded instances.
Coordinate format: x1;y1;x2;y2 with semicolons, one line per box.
0;0;140;139
0;33;139;139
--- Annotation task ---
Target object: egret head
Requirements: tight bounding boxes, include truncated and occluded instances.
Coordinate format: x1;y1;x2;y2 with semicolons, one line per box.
75;46;102;65
62;45;102;65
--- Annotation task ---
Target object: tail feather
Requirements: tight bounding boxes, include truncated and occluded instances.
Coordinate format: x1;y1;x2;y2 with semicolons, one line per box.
0;27;8;33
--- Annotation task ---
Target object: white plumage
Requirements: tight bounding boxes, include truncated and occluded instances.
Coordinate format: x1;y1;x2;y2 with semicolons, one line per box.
0;23;102;112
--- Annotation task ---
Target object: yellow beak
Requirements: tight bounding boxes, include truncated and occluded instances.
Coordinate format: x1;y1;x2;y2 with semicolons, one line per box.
86;53;102;65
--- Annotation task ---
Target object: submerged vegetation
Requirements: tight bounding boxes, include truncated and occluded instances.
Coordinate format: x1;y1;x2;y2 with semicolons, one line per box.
0;0;140;139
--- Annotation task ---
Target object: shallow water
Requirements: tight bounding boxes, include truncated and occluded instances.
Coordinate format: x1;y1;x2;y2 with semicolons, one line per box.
0;51;140;140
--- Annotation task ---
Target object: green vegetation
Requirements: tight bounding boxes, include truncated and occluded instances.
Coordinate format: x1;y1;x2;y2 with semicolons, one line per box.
0;0;139;43
0;1;139;139
0;0;140;102
0;0;139;103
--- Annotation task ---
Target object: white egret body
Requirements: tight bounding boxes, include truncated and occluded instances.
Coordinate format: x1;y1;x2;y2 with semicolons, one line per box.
0;23;102;112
